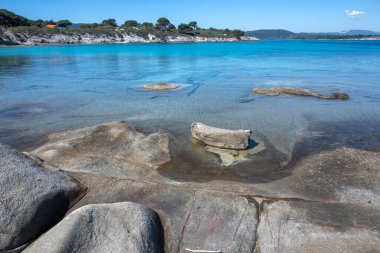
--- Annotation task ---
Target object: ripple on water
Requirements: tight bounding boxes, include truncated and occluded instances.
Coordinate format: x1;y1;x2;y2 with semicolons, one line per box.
0;103;48;119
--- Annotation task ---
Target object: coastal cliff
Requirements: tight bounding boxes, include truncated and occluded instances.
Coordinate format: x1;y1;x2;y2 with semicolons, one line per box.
0;27;259;45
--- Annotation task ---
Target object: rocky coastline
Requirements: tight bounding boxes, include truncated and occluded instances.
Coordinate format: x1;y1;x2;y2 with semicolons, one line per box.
1;121;379;252
0;28;259;46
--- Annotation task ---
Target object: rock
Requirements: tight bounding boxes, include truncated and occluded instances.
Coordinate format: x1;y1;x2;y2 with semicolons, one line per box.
66;174;259;253
143;83;181;91
24;202;164;253
0;144;86;252
191;122;251;150
255;200;380;253
252;87;349;100
204;142;265;166
30;121;171;178
179;191;258;253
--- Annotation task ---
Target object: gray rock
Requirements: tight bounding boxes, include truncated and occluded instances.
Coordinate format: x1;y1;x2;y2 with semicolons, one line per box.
31;121;171;178
191;122;251;150
67;174;259;253
252;87;349;100
179;191;258;253
0;144;86;252
24;202;164;253
255;200;380;253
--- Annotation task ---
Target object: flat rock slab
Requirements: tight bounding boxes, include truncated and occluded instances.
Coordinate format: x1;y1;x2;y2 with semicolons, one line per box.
256;200;380;253
0;144;86;251
24;202;164;253
31;121;171;178
68;173;259;253
180;191;258;253
252;147;380;205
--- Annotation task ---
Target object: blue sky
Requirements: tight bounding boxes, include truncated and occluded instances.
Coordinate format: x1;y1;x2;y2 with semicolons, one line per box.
1;0;379;32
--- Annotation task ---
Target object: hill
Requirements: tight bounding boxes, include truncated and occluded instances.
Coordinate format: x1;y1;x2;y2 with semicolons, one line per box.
245;29;380;40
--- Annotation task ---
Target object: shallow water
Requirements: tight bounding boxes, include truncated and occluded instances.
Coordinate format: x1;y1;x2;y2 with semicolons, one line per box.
1;41;380;182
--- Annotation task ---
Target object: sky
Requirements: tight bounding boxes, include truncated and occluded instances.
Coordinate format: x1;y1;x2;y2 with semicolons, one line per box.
1;0;379;32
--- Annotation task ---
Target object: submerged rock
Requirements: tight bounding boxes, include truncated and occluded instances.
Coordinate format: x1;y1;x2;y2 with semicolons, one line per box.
203;141;266;166
143;83;181;91
0;144;86;252
30;121;170;178
191;122;251;150
252;87;349;100
24;202;164;253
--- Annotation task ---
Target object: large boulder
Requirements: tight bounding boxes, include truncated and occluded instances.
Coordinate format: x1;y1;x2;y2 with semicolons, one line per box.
255;200;380;253
24;202;164;253
30;121;171;178
0;144;86;252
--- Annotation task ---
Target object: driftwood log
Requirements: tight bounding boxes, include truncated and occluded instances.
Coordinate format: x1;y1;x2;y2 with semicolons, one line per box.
191;122;251;150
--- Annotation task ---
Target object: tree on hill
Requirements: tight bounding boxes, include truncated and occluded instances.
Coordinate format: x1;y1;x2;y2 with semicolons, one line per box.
33;19;46;28
155;17;171;31
123;20;139;27
189;21;197;30
178;23;191;33
142;22;154;28
0;9;31;27
46;20;56;25
101;18;117;27
57;20;72;28
167;24;176;32
231;29;244;38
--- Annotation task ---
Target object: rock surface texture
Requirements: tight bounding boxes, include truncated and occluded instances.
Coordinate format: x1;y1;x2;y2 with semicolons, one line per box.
24;202;164;253
191;122;251;150
26;122;380;252
0;144;86;252
256;200;380;253
253;87;349;100
31;121;171;178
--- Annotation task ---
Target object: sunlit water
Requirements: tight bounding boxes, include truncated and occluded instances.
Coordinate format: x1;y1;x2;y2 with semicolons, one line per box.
1;41;380;182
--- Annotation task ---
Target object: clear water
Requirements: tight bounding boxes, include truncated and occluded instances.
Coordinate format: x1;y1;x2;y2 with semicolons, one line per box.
1;41;380;181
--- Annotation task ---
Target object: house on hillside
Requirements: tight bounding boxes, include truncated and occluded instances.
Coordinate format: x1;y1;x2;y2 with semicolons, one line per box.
46;24;56;29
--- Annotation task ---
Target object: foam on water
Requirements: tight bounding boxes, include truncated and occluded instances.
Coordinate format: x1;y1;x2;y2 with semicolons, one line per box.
1;41;380;181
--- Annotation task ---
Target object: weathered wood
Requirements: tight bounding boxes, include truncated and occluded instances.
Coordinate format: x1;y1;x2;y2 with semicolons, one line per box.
191;122;251;150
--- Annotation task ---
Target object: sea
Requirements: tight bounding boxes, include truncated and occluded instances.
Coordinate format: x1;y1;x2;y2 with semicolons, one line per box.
1;40;380;182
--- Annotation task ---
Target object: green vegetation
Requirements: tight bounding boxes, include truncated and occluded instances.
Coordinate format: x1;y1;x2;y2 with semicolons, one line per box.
57;20;72;28
0;9;246;40
101;18;117;27
0;9;31;27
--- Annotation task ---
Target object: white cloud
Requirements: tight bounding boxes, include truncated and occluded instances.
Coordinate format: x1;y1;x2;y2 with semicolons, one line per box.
345;10;365;19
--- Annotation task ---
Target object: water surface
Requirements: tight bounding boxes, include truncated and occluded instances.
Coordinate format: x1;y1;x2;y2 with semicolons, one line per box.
1;41;380;182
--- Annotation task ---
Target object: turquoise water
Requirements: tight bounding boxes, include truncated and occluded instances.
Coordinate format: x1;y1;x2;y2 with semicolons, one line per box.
1;41;380;180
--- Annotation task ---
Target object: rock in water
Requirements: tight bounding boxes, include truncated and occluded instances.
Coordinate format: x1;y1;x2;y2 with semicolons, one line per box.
24;202;164;253
0;144;86;252
191;122;251;150
143;83;181;91
252;87;349;100
30;121;171;178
